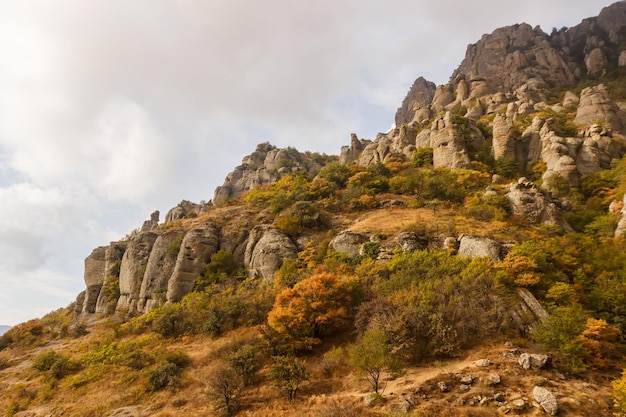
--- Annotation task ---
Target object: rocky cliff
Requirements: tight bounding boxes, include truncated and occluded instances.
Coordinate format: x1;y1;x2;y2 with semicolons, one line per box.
76;1;626;320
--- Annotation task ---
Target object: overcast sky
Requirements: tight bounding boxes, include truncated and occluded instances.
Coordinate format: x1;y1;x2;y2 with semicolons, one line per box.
0;0;617;326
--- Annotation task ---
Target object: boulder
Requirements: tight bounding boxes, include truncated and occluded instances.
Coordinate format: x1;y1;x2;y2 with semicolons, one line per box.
474;359;493;367
244;225;297;280
167;225;220;302
458;235;501;262
483;373;501;386
519;353;551;370
377;231;427;259
533;386;558;415
329;231;370;258
165;201;204;224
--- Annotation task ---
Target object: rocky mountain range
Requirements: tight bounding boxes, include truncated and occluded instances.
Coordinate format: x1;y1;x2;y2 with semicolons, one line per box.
73;1;626;321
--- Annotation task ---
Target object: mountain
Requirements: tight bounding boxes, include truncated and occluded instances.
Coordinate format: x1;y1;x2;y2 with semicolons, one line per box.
2;2;626;416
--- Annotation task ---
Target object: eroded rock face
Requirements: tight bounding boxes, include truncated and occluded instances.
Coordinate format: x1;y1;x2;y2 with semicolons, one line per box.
138;231;182;312
244;225;297;280
116;231;158;313
167;225;220;302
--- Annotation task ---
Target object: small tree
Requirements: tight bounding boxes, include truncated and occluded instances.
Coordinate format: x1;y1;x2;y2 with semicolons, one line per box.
207;364;243;417
226;344;260;386
348;328;403;394
269;356;309;402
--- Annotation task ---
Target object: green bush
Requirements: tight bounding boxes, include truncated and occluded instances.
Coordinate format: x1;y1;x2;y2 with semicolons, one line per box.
32;350;78;380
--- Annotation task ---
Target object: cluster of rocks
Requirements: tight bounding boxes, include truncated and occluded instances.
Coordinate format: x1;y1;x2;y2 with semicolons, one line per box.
390;348;560;415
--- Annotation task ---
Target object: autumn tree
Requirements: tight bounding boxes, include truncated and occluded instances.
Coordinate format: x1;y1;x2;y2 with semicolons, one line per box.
577;318;622;369
265;272;359;352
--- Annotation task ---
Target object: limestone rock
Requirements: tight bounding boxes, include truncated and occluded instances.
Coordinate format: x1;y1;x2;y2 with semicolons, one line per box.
165;201;204;224
378;231;427;259
329;231;370;258
533;386;558;415
430;112;473;169
519;353;551;370
492;113;517;160
505;179;572;232
94;242;126;314
457;235;501;262
395;76;436;126
167;225;220;302
340;133;370;164
517;288;549;323
138;231;182;312
82;246;108;314
116;231;159;313
139;210;160;232
214;143;321;205
483;373;501;386
244;225;297;280
474;359;493;368
575;85;625;132
585;48;607;76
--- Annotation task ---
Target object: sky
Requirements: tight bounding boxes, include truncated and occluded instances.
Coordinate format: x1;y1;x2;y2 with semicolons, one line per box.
0;0;617;326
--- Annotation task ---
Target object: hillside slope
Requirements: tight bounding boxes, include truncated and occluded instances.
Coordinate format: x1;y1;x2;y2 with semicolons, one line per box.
2;2;626;417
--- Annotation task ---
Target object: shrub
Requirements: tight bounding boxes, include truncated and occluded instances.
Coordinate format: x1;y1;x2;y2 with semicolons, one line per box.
226;344;260;386
32;350;77;380
145;362;183;392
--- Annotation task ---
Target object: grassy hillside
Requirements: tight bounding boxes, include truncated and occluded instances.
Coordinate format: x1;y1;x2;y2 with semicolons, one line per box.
3;72;626;416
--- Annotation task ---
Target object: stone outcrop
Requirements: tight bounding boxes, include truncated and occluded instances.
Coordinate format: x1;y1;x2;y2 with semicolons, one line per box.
214;143;322;205
94;243;126;314
82;246;108;314
167;225;220;302
244;225;297;280
165;201;207;224
137;231;182;312
395;77;437;126
506;178;573;232
575;85;626;131
116;231;159;313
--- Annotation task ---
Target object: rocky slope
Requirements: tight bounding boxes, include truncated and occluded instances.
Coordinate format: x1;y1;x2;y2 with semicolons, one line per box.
74;1;626;320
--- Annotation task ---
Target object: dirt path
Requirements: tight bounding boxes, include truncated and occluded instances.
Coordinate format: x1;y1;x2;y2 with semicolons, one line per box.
382;357;476;395
337;356;478;399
